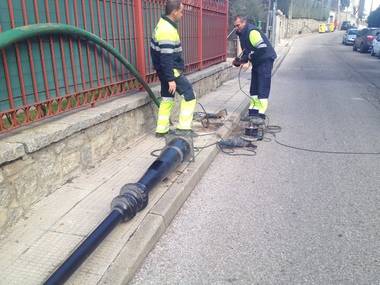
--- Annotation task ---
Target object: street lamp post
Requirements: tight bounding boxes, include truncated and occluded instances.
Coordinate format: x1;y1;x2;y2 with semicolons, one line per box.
271;0;277;46
265;0;271;37
286;0;293;38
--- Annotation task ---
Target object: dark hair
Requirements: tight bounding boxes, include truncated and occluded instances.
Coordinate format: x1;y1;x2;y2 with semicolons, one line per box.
234;15;247;22
166;0;182;15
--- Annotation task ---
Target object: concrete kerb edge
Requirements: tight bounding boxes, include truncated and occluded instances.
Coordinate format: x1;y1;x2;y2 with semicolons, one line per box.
99;39;293;285
99;92;250;285
273;37;295;76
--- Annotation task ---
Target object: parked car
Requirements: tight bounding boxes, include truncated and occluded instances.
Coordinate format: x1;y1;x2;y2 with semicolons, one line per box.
342;28;358;45
371;34;380;57
353;28;380;53
341;21;351;30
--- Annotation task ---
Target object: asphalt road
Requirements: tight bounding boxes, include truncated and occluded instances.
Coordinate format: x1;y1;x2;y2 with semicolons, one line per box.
131;32;380;285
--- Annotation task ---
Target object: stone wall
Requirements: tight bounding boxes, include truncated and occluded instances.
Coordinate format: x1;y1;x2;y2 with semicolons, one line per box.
276;15;323;45
0;62;235;234
227;16;325;55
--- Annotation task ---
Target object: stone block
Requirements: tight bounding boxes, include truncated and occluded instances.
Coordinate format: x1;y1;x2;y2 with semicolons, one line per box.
112;115;129;139
9;165;39;205
2;157;34;177
111;116;131;151
89;127;114;162
0;180;13;207
5;206;24;228
62;152;81;177
0;142;25;165
86;121;111;139
32;150;62;197
4;122;75;153
54;142;66;155
0;208;8;229
66;132;87;151
33;151;60;180
80;144;94;168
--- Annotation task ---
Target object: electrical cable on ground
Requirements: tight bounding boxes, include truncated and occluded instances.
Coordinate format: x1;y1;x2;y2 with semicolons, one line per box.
262;116;380;156
197;102;211;128
195;138;257;157
235;62;380;156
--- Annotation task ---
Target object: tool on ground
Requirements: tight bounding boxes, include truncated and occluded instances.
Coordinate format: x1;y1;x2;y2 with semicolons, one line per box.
240;116;265;141
193;106;228;128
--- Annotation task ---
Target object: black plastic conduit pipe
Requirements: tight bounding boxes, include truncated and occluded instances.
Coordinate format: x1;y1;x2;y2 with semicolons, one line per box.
0;23;160;107
44;137;191;284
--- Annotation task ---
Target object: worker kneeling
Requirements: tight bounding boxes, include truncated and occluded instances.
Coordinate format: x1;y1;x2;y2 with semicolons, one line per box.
151;0;196;136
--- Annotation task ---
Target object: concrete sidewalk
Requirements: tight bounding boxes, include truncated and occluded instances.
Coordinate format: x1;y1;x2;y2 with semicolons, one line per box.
0;39;292;285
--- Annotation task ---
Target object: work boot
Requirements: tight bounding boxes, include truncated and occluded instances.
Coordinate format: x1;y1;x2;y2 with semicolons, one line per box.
257;113;266;120
155;132;168;138
240;114;251;122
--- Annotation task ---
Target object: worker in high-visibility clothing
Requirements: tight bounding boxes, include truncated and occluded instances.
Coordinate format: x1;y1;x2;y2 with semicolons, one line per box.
150;0;196;136
232;16;277;119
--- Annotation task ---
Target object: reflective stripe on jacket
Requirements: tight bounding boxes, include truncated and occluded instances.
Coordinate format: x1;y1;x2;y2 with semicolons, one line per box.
150;16;185;81
237;24;277;67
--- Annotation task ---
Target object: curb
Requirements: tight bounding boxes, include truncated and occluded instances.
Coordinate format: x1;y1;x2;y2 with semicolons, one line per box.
99;39;293;285
273;38;294;76
99;94;249;285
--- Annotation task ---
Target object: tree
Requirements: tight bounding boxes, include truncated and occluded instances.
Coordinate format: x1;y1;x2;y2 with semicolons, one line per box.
229;0;267;29
340;0;350;11
367;7;380;27
277;0;290;16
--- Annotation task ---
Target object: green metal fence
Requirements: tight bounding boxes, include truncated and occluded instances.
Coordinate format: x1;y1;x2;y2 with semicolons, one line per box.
0;0;228;133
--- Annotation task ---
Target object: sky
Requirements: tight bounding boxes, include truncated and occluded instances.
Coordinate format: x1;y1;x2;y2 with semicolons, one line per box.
365;0;380;14
346;0;380;17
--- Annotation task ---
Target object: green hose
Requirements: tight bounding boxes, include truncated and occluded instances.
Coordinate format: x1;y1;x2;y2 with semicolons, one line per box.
0;23;160;107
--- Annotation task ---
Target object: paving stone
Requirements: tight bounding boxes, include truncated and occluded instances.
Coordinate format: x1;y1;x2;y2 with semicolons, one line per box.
0;142;25;165
1;231;83;285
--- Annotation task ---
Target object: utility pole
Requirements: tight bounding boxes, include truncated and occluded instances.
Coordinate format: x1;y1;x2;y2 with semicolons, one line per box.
271;0;277;47
358;0;365;20
286;0;293;38
265;0;271;37
321;0;324;20
337;0;340;29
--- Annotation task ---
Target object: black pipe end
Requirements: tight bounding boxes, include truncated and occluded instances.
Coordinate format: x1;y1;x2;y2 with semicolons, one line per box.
111;183;148;222
165;136;193;162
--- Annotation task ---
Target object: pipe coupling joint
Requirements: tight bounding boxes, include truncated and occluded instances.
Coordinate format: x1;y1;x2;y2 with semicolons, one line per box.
111;183;148;222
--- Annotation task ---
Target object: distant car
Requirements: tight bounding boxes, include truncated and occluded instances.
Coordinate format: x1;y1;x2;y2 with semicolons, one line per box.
353;27;380;53
341;21;351;30
342;28;358;45
371;34;380;57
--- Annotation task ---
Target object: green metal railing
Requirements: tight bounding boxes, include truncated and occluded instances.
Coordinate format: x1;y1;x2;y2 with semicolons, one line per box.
0;0;228;133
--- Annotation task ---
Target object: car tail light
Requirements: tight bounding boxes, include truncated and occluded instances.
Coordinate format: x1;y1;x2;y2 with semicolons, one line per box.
367;35;375;41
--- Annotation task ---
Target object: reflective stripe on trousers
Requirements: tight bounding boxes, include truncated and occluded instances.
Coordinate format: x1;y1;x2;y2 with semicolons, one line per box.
156;98;174;133
177;98;196;130
249;95;268;114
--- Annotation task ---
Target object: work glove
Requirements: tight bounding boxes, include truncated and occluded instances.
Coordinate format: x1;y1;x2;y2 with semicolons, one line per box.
232;57;241;67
